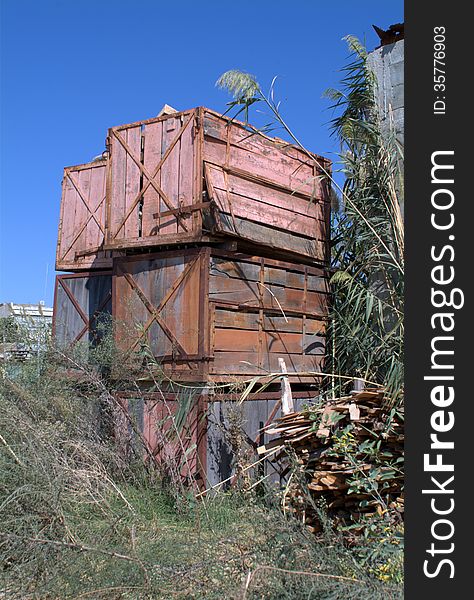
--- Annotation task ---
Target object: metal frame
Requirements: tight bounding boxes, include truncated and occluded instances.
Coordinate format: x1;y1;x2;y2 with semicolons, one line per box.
56;161;110;271
112;248;210;380
114;387;318;491
52;271;112;346
105;109;205;249
102;107;331;261
112;247;328;383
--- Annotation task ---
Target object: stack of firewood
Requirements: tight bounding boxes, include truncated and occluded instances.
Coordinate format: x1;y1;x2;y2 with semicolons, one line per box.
257;387;404;529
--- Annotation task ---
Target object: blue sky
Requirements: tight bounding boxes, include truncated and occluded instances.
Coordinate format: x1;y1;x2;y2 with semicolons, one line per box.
0;0;403;306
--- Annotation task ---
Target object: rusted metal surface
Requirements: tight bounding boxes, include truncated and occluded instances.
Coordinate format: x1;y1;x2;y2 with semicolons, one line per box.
115;389;317;489
56;161;115;271
114;391;206;485
113;248;205;379
102;107;330;263
56;107;331;269
113;248;329;383
106;110;199;249
53;272;112;348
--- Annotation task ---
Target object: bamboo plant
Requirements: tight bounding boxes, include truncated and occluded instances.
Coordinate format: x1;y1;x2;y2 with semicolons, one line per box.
216;35;404;406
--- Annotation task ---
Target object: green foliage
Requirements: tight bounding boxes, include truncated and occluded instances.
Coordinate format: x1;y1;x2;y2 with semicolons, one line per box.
328;423;403;502
0;329;402;598
216;69;262;123
327;37;404;404
0;316;20;343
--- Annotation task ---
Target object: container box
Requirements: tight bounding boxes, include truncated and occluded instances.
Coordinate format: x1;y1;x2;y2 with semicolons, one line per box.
56;107;331;271
113;247;329;383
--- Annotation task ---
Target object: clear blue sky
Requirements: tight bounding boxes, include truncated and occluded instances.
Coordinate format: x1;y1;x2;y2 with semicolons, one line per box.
0;0;403;306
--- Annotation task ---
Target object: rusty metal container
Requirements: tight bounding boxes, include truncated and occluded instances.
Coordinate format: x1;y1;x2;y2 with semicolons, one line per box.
116;388;317;489
106;107;330;262
56;107;331;271
113;247;329;383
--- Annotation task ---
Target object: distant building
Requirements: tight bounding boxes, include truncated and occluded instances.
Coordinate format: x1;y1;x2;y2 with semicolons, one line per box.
0;302;53;361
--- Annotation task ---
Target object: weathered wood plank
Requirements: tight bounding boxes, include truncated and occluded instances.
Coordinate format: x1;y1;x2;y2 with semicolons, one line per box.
214;308;260;330
213;213;325;262
124;126;141;240
206;162;325;219
160;116;180;235
264;315;325;335
109;130;127;242
211;185;323;238
203;114;321;197
211;257;329;293
179;114;196;223
209;275;260;305
214;328;325;356
215;329;305;354
212;310;325;336
203;111;329;174
75;168;92;255
142;120;163;237
212;249;327;277
210;276;327;315
210;350;324;376
210;257;261;282
87;165;106;250
56;162;111;270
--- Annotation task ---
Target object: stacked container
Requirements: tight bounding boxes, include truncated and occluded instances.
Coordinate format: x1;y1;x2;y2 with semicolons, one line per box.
53;107;331;486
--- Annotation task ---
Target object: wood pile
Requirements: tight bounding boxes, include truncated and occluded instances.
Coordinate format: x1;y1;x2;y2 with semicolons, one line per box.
257;387;404;530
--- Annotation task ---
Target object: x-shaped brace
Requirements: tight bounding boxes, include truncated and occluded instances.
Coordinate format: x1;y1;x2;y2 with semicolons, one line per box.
118;255;200;357
60;171;106;261
111;111;195;237
59;279;111;345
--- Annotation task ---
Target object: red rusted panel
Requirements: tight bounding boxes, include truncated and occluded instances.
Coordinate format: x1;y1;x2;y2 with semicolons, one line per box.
208;250;329;382
56;161;113;270
113;249;206;380
52;271;112;348
56;107;330;270
143;396;202;479
116;388;320;489
113;391;206;486
205;163;324;237
202;111;324;198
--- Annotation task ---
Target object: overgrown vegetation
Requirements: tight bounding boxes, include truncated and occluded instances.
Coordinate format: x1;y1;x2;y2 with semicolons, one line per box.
216;36;404;405
326;36;404;405
1;342;402;598
0;316;20;343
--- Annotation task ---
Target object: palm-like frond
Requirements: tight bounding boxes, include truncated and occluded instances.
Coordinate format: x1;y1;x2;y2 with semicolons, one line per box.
216;70;261;102
328;37;404;406
215;46;404;406
216;70;262;123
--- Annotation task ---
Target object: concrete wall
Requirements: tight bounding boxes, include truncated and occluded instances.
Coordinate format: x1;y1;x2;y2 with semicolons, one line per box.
367;39;404;147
